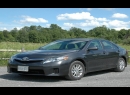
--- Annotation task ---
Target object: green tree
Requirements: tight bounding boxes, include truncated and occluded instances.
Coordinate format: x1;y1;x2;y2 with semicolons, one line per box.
30;25;37;30
10;28;19;42
50;24;64;41
2;30;15;41
29;30;39;43
17;30;29;43
22;26;30;32
118;29;127;40
0;32;4;42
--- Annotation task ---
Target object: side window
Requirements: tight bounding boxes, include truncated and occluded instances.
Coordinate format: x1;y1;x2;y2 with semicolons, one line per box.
101;40;113;49
76;41;87;49
88;40;103;50
46;43;62;50
111;43;119;50
64;41;87;50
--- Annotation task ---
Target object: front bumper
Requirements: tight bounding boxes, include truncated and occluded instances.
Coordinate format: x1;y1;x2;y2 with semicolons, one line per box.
7;60;70;76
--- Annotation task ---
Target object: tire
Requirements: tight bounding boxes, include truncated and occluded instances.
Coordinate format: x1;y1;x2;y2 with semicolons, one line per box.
65;61;85;80
114;58;126;72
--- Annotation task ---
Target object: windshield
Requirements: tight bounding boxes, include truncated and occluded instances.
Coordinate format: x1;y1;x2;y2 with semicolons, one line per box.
39;40;88;50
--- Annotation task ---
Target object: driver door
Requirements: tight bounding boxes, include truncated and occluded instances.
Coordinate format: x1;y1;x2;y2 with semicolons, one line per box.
85;40;106;72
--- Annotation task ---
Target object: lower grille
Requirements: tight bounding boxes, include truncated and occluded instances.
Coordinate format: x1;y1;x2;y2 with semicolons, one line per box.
11;68;44;74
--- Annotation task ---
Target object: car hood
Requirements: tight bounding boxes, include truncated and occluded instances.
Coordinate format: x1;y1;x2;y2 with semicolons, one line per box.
15;50;78;59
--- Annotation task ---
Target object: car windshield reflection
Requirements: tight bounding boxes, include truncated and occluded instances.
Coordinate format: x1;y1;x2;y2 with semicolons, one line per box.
39;40;88;50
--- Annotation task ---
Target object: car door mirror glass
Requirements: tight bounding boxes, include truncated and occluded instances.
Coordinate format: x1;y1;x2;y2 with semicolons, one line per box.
88;46;98;50
38;47;42;50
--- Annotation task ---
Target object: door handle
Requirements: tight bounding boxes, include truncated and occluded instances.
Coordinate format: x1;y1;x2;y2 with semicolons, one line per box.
103;51;106;54
103;51;108;55
116;50;120;53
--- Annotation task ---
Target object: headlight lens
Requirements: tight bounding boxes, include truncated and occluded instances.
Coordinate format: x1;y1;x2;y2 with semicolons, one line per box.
10;55;16;62
43;56;68;64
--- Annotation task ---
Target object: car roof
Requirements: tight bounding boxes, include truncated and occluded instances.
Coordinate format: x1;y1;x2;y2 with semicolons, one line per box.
55;38;105;42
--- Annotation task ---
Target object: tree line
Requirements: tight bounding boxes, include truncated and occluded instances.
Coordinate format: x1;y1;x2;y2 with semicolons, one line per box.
0;24;130;44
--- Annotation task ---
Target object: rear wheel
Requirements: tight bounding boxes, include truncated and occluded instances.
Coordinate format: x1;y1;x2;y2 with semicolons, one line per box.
65;61;85;80
114;58;126;72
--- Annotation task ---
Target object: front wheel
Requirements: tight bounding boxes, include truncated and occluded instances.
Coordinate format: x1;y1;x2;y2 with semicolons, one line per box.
114;58;126;72
65;61;85;80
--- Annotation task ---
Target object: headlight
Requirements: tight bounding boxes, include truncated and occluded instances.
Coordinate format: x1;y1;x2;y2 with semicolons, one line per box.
43;56;68;64
9;55;16;62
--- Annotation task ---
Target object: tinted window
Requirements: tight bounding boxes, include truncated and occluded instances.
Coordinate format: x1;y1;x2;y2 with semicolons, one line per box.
88;40;103;50
111;43;119;50
101;40;113;49
39;40;88;50
64;41;87;50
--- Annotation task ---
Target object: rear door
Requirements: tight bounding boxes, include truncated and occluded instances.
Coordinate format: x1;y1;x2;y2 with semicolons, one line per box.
100;40;119;68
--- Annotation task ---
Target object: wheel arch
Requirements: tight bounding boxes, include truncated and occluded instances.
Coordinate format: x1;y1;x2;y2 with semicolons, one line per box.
71;58;87;74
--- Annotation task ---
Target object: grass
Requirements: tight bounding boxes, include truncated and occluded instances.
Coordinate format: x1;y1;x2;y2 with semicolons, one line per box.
118;44;130;64
118;44;130;50
118;44;130;55
0;42;47;66
0;42;47;58
0;42;130;66
0;60;8;66
0;42;46;50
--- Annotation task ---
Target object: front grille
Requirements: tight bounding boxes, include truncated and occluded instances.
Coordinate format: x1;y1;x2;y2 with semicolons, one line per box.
11;68;44;74
15;59;42;64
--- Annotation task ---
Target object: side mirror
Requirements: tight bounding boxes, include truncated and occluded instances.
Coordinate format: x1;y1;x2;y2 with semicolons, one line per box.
38;47;42;50
88;46;98;51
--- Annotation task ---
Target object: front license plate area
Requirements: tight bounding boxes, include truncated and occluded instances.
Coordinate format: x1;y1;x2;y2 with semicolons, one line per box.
17;66;29;72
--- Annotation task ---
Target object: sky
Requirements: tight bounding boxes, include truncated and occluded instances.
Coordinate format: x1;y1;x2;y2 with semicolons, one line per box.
0;8;130;31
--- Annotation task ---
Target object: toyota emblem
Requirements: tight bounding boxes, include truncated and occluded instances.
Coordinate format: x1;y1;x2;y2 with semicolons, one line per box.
22;57;29;61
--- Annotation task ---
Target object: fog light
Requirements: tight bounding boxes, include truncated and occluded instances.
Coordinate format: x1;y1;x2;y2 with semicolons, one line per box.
53;68;59;74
